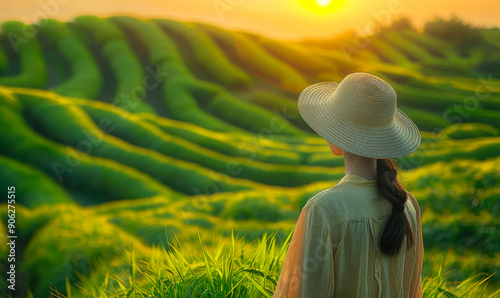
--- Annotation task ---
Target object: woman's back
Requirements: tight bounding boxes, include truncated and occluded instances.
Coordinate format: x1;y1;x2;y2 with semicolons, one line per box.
273;174;423;298
274;72;424;298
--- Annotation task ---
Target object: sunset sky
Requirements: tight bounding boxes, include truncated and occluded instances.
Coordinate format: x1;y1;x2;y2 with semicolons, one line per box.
3;0;499;40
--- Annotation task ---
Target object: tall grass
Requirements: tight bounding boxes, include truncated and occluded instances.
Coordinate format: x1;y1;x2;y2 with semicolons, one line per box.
54;229;498;298
422;257;499;298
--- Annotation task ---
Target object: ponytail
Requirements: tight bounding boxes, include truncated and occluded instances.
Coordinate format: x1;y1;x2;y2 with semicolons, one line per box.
376;159;414;256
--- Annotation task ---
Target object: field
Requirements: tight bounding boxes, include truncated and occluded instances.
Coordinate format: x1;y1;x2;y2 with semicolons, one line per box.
0;16;499;297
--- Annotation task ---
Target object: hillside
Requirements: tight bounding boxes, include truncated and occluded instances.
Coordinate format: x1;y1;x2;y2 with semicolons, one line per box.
0;16;499;297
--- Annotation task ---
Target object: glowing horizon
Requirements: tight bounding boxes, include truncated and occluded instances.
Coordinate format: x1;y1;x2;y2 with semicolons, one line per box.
1;0;499;40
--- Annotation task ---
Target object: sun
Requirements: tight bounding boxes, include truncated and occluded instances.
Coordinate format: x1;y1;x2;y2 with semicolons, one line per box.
300;0;344;14
316;0;332;7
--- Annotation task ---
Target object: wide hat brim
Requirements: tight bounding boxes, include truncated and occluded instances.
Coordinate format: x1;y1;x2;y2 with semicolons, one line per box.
298;81;422;159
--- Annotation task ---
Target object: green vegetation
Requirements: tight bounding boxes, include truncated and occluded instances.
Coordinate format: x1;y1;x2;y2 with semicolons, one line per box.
111;17;251;132
255;35;337;78
73;15;124;44
0;88;179;203
38;19;102;98
221;196;288;222
424;16;482;50
439;123;499;139
112;17;306;135
122;110;304;165
74;16;156;114
230;32;308;93
154;19;252;88
50;230;499;298
0;21;46;88
23;205;152;297
16;89;258;194
197;24;311;93
0;45;7;75
0;15;499;297
0;156;73;208
368;37;418;66
398;106;449;131
74;97;341;186
204;91;307;136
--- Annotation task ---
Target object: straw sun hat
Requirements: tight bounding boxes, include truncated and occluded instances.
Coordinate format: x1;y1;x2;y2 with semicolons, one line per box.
298;72;421;159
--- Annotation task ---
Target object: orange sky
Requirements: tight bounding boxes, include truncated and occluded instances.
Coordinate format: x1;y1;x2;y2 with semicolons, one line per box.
2;0;499;40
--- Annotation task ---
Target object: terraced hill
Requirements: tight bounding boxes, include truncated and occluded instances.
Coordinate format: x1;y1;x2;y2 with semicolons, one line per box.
0;16;499;296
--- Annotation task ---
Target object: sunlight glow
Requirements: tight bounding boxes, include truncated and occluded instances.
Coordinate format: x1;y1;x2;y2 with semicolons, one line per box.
316;0;332;7
301;0;344;14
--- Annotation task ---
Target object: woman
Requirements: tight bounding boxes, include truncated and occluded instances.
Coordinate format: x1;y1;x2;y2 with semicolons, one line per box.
273;72;424;298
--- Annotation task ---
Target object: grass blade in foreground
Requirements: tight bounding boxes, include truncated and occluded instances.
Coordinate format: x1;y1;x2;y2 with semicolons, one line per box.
52;229;498;298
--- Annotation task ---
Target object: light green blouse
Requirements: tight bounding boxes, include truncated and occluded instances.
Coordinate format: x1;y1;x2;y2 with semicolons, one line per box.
274;174;423;298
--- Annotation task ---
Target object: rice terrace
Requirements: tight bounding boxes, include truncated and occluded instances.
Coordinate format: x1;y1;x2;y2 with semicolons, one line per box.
0;12;499;298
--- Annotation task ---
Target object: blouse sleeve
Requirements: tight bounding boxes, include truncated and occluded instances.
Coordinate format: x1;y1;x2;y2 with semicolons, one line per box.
273;201;335;298
408;192;424;298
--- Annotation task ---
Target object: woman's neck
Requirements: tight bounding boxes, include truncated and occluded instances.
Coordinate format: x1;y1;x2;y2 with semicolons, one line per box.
343;152;377;181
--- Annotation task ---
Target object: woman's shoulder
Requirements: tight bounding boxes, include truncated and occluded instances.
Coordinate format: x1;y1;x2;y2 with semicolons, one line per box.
310;182;369;206
304;185;346;206
302;185;355;221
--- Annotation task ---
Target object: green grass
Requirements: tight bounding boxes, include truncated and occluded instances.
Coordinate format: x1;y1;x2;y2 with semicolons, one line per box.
38;19;102;98
22;205;153;297
74;96;340;186
102;39;156;113
0;45;7;75
110;16;182;66
204;91;307;136
112;18;308;135
154;19;252;88
368;36;418;67
74;16;156;114
382;30;430;63
0;155;73;208
255;36;337;76
15;89;259;194
0;88;180;202
111;17;251;132
28;154;499;297
230;32;308;93
51;229;499;298
0;21;46;88
196;24;312;93
73;15;124;44
439;123;499;139
87;102;303;165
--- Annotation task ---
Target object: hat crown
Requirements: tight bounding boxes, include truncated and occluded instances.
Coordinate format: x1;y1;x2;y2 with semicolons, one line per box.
332;72;397;127
296;72;421;159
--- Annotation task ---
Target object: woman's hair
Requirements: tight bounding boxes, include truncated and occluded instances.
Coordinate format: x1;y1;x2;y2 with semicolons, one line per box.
376;159;415;256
